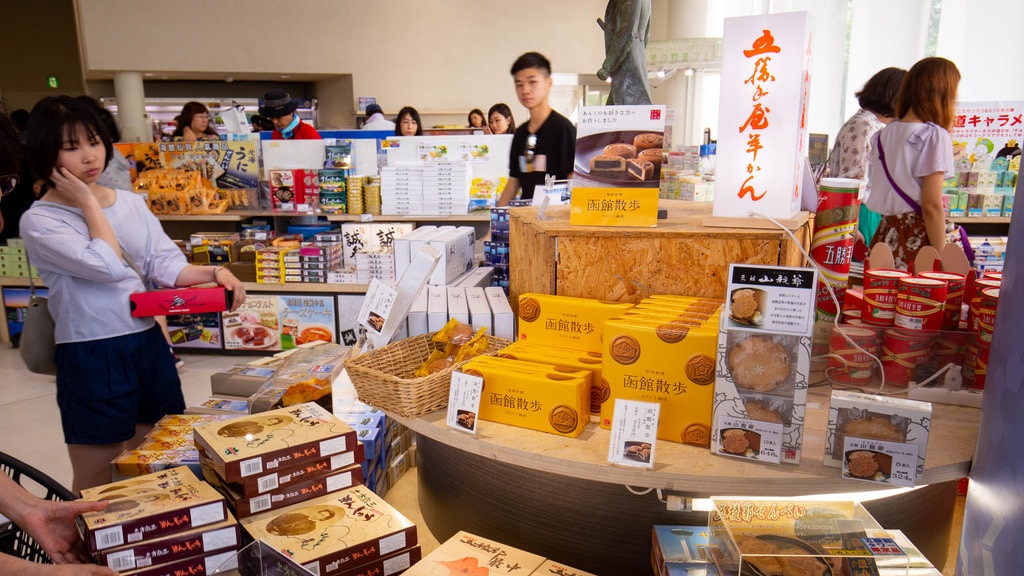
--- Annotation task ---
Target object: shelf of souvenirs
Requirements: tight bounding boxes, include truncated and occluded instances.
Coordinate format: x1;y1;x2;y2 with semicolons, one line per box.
0;276;370;295
154;211;491;223
947;215;1011;224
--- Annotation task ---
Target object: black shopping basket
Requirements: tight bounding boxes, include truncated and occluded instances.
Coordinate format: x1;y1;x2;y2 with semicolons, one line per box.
0;451;75;563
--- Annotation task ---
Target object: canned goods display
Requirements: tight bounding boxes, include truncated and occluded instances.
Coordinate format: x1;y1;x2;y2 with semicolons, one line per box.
919;271;966;330
827;325;882;385
882;329;935;387
894;276;948;332
862;269;911;326
812;178;860;318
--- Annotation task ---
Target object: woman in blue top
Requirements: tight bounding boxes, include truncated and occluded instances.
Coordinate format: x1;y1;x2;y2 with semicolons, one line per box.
20;96;247;493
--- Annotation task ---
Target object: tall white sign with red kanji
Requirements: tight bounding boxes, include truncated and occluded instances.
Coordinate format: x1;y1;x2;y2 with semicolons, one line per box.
713;12;813;220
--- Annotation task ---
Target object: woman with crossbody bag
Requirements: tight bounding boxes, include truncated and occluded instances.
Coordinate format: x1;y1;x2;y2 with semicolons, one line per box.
19;96;247;494
865;57;960;271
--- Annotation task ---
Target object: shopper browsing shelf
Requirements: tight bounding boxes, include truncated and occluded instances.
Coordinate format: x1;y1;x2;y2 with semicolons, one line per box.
468;108;490;133
865;57;959;270
395;106;423;136
497;52;576;205
19;96;247;494
171;101;219;142
487;103;516;135
260;89;322;140
362;103;395;131
826;67;906;249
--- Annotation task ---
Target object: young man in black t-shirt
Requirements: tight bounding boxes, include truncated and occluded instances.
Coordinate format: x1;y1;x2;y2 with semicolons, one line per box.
497;52;576;205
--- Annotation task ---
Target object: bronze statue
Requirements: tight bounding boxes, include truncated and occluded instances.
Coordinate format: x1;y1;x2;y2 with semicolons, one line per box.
597;0;653;105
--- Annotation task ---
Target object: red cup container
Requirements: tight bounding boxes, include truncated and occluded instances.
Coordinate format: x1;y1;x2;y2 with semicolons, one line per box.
894;276;948;332
828;325;882;385
882;328;935;387
919;271;966;331
862;269;911;326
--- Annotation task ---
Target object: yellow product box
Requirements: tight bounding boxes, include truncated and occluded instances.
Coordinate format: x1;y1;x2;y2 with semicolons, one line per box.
461;356;590;437
621;308;720;329
601;316;718;447
496;341;606;415
516;293;634;352
135;435;195;452
640;296;724;314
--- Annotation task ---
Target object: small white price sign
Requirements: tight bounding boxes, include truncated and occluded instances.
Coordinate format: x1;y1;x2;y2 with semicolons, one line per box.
607;399;660;469
446;371;484;434
716;416;784;464
842;436;919;487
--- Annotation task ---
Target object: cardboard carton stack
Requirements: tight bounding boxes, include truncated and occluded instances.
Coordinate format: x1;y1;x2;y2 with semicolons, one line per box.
111;414;235;481
192;402;365;520
77;466;240;575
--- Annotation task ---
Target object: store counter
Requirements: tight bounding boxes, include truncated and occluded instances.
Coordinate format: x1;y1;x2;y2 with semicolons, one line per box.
391;386;979;575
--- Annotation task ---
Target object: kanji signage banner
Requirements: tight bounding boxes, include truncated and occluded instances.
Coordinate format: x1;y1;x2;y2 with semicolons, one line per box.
714;11;813;220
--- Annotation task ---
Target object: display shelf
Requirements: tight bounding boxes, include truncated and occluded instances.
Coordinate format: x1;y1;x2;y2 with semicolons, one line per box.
390;386;978;497
948;216;1010;224
324;213;490;223
390;385;976;575
156;211;491;223
243;281;367;294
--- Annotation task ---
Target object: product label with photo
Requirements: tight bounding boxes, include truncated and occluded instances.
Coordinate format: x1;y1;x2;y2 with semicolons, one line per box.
724;264;817;336
447;371;484;434
607;399;660;469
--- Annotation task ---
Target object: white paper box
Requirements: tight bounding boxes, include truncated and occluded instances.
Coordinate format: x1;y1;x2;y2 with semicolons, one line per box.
446;286;469;325
410;226;454;264
713;11;813;220
392;226;437;280
484;286;514;340
366;245;440;349
465;287;492;335
427;285;448;332
407;286;429;337
428;226;476;285
456;266;494;288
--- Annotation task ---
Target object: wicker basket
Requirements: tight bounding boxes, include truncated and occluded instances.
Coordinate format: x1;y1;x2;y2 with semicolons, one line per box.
344;332;511;418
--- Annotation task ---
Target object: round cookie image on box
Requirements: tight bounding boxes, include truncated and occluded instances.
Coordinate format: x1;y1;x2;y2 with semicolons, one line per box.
623;441;652;463
729;287;766;327
725;332;795;394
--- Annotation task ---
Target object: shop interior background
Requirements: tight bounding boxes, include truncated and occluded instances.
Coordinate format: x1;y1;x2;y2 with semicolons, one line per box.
0;0;1017;149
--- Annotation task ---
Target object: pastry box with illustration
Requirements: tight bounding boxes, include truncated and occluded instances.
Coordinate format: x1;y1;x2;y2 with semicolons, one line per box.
77;466;228;553
192;402;358;483
402;530;544;576
825;390;932;481
711;329;812;464
239;486;418;576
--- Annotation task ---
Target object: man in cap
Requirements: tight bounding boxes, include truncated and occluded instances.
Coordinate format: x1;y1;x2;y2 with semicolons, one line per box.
259;89;321;140
361;103;395;131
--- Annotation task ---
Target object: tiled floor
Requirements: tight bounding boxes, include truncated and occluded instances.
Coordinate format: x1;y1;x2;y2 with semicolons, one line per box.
0;345;960;573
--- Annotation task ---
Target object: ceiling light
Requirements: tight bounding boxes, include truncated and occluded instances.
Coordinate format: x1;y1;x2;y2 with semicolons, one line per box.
684;67;695;77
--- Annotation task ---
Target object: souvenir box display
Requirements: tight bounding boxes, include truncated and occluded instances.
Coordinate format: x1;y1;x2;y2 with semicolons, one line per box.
77;467;229;553
192;402;358;483
402;530;544;575
825;390;932;486
202;461;363;518
708;498;910;576
711;265;817;464
460;355;591;437
96;514;240;573
233;443;365;498
239;486;418;576
651;525;713;576
516;293;634;352
601;314;719;447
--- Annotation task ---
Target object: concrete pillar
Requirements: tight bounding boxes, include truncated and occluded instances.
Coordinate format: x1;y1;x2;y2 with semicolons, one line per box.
113;71;149;142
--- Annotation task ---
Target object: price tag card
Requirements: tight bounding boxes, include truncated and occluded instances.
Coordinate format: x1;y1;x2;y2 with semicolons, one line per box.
607;399;660;469
531;183;572;206
356;278;397;335
569;187;659;227
446;371;484;434
842;436;919;487
716;416;784;464
724;264;818;336
860;537;905;556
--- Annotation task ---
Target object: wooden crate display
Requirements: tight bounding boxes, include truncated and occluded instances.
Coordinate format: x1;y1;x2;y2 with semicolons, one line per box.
509;200;810;305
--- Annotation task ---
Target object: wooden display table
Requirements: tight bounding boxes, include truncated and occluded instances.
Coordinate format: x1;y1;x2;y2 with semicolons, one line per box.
508;200;812;306
392;386;979;575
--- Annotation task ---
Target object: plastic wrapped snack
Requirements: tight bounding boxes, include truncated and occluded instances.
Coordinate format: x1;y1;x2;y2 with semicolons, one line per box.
249;343;351;412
